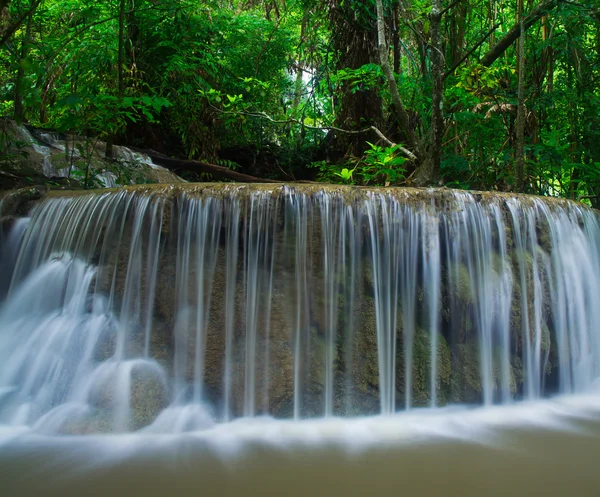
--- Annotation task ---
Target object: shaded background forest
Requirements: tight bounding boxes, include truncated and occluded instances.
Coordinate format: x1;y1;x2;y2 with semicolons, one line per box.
1;0;599;203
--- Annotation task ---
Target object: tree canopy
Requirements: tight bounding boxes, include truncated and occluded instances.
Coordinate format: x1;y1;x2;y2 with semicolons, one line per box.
1;0;599;203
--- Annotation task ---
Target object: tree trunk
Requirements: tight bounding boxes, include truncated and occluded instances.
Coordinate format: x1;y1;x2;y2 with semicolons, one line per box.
515;1;526;192
543;15;554;93
374;0;418;153
0;0;10;36
429;0;444;185
13;10;33;122
411;0;445;187
117;0;126;99
131;147;284;183
106;0;126;160
449;0;468;68
393;5;401;74
327;0;384;154
291;13;308;114
488;0;497;47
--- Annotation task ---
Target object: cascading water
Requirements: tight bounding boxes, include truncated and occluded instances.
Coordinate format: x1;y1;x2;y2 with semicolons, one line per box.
1;184;600;497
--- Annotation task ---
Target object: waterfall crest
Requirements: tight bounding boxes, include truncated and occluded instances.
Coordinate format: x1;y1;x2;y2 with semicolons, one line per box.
1;184;599;434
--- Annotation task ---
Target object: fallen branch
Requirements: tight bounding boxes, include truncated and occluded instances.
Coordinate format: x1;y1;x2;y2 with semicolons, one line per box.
130;148;275;183
0;169;19;180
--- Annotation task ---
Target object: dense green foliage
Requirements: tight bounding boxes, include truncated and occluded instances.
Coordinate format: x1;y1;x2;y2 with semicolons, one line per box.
1;0;599;202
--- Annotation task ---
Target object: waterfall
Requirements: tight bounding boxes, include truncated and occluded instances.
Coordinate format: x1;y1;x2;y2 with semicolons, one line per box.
1;185;600;435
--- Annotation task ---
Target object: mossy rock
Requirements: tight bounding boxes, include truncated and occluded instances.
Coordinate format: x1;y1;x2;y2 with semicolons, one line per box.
447;262;473;303
450;342;483;403
0;185;47;216
449;341;518;403
396;328;451;407
0;215;16;238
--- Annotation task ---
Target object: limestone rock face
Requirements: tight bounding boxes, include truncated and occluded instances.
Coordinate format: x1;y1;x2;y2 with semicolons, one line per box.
0;119;183;190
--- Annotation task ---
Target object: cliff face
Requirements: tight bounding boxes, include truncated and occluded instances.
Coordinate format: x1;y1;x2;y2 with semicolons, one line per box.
0;183;598;433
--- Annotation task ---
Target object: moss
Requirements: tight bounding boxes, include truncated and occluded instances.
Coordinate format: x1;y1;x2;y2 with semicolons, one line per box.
350;292;381;394
37;182;592;210
447;262;473;303
509;246;554;362
448;340;522;403
402;328;452;406
491;252;508;275
450;342;482;403
511;355;524;390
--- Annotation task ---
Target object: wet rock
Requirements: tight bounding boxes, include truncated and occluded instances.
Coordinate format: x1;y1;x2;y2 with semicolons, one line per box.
0;185;47;216
447;262;473;304
130;366;170;430
87;360;169;431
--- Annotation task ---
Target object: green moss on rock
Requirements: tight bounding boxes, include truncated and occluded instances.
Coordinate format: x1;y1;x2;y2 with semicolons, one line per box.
447;262;473;303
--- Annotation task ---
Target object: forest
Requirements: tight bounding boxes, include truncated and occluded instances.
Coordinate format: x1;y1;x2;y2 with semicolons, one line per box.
0;0;599;203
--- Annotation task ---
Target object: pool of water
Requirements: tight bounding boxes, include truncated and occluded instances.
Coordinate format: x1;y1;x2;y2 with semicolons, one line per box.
2;394;600;497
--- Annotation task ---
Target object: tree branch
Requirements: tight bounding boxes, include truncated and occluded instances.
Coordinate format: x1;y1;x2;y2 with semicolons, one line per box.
443;24;500;80
39;5;170;70
0;0;41;47
439;0;462;18
369;126;418;161
209;104;419;161
480;0;559;67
